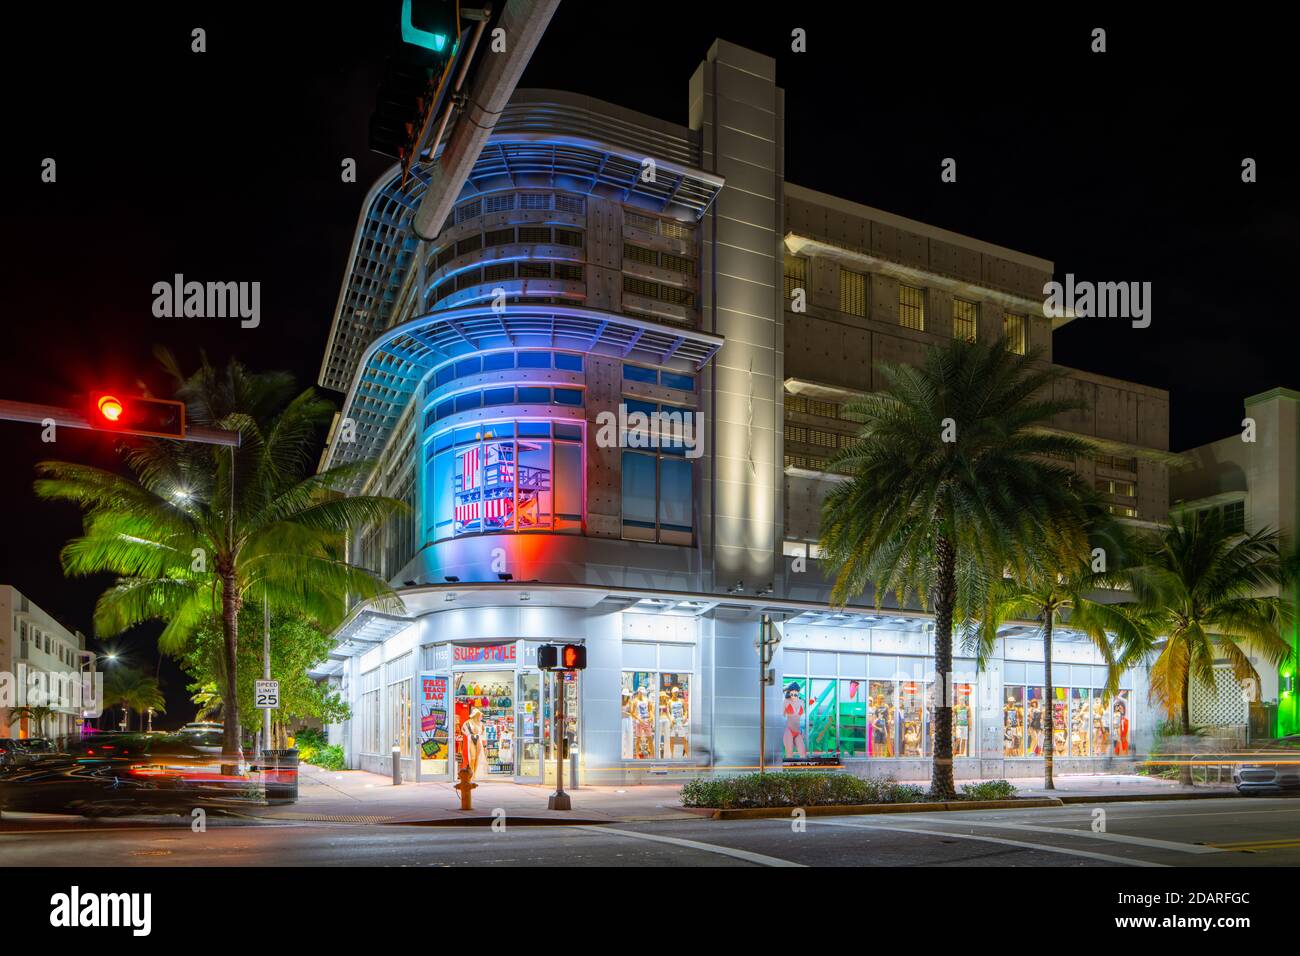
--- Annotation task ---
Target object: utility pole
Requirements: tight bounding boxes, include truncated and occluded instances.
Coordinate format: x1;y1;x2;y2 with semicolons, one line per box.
263;597;272;750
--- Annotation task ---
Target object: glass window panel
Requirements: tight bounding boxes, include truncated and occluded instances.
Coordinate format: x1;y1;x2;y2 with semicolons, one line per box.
658;458;692;534
782;678;809;759
808;679;838;755
454;426;480;446
431;451;454;537
517;421;549;437
623;364;657;384
624;398;658;417
455;357;481;377
516;438;552;530
554;388;583;406
659;673;691;759
553;422;582;442
554;352;583;371
623;671;657;759
554;442;582;530
518;352;551;368
1004;661;1027;684
435;399;454;421
1026;686;1046;756
660;371;695;391
1070;687;1090;756
1113;690;1132;755
436;365;456;387
482;352;515;371
839;679;868;756
1091;689;1110;756
517;386;550;404
455;391;482;412
867;680;896;757
1051;686;1068;756
483;387;515;406
899;681;924;756
621;452;657;532
1004;685;1025;756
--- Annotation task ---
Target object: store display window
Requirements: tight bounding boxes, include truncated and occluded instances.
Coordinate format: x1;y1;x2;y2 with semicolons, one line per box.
1051;686;1068;756
1025;686;1046;756
927;682;973;757
622;670;692;760
838;679;868;756
808;679;838;754
1090;688;1110;756
899;682;924;756
1069;687;1090;756
782;678;809;759
867;680;896;758
1113;690;1132;756
1004;685;1025;757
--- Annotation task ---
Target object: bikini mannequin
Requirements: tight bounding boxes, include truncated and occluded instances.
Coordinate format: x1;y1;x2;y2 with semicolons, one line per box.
461;707;488;778
783;684;807;759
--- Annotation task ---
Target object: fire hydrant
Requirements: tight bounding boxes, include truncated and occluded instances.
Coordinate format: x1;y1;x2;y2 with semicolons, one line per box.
454;767;477;810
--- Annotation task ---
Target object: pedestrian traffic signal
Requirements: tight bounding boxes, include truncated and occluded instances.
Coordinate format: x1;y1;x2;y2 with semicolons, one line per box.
91;393;186;439
538;644;586;671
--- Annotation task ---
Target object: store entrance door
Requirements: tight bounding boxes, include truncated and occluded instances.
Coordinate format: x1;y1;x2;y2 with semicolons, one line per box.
514;670;543;782
451;671;518;779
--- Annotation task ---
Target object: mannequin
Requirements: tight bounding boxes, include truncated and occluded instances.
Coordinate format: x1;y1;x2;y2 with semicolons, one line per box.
461;707;488;778
1027;698;1043;756
666;685;689;759
1114;702;1130;756
783;684;807;759
620;687;634;759
632;686;654;759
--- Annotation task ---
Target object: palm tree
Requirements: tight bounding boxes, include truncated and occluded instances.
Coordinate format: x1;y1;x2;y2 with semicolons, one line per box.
819;337;1097;799
966;514;1153;788
8;705;55;738
35;355;403;766
102;668;164;732
1127;509;1293;785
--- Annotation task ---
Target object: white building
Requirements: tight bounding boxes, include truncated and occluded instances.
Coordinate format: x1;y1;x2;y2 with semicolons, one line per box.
0;585;97;739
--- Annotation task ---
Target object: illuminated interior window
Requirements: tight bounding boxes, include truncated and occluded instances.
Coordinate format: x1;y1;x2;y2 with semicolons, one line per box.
953;298;978;341
840;268;867;317
899;284;926;331
1002;311;1026;353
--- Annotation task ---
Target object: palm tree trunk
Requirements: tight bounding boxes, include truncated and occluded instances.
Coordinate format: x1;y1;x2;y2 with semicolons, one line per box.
219;570;243;773
1043;617;1055;791
1180;668;1194;787
930;533;957;800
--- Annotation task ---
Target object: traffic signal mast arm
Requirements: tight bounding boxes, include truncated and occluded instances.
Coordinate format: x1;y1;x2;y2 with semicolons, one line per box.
0;398;241;447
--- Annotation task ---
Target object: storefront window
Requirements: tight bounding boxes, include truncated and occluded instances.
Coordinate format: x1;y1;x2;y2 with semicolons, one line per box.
425;420;583;541
1051;686;1068;756
1113;690;1132;756
362;686;381;754
927;682;973;757
1025;686;1045;756
417;674;451;775
839;679;868;756
389;677;412;758
1069;687;1090;756
899;681;924;756
1004;686;1024;757
1091;688;1110;756
867;680;896;757
622;670;692;760
807;679;838;755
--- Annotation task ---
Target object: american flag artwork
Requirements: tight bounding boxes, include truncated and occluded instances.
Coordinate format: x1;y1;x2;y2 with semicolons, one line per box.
454;442;519;531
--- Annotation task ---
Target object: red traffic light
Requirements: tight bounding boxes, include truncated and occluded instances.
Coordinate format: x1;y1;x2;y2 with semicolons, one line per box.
89;394;186;439
97;395;124;422
538;643;586;671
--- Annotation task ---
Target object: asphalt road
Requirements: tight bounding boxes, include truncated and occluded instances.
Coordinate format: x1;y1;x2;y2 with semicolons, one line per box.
4;797;1299;866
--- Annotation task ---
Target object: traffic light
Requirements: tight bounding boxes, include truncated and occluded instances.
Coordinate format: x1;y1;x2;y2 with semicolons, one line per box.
402;0;456;53
538;644;586;671
91;394;186;439
369;0;460;163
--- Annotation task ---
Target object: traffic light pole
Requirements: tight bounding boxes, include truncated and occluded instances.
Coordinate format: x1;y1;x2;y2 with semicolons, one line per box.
0;399;241;446
547;670;571;811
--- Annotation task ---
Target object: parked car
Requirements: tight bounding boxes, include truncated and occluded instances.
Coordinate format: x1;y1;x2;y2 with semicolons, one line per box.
1233;735;1300;793
0;738;53;769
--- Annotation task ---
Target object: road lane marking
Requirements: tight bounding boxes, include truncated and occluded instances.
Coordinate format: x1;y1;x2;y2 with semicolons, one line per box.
580;825;804;867
813;819;1167;867
1205;838;1300;852
893;817;1224;854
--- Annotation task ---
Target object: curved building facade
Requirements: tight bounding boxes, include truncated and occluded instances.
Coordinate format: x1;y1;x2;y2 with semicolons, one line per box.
316;42;1170;785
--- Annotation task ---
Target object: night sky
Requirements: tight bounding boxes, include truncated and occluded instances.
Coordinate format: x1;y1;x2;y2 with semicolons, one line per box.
2;3;1291;724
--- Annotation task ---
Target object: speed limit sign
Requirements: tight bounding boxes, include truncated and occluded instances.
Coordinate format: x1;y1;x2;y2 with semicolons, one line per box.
255;680;280;710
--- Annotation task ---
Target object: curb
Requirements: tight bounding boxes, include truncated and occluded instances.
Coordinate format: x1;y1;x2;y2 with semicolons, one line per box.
699;797;1064;820
390;815;610;826
1054;790;1238;804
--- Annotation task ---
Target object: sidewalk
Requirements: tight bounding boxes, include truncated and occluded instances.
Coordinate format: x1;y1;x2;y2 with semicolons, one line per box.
243;765;1237;824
